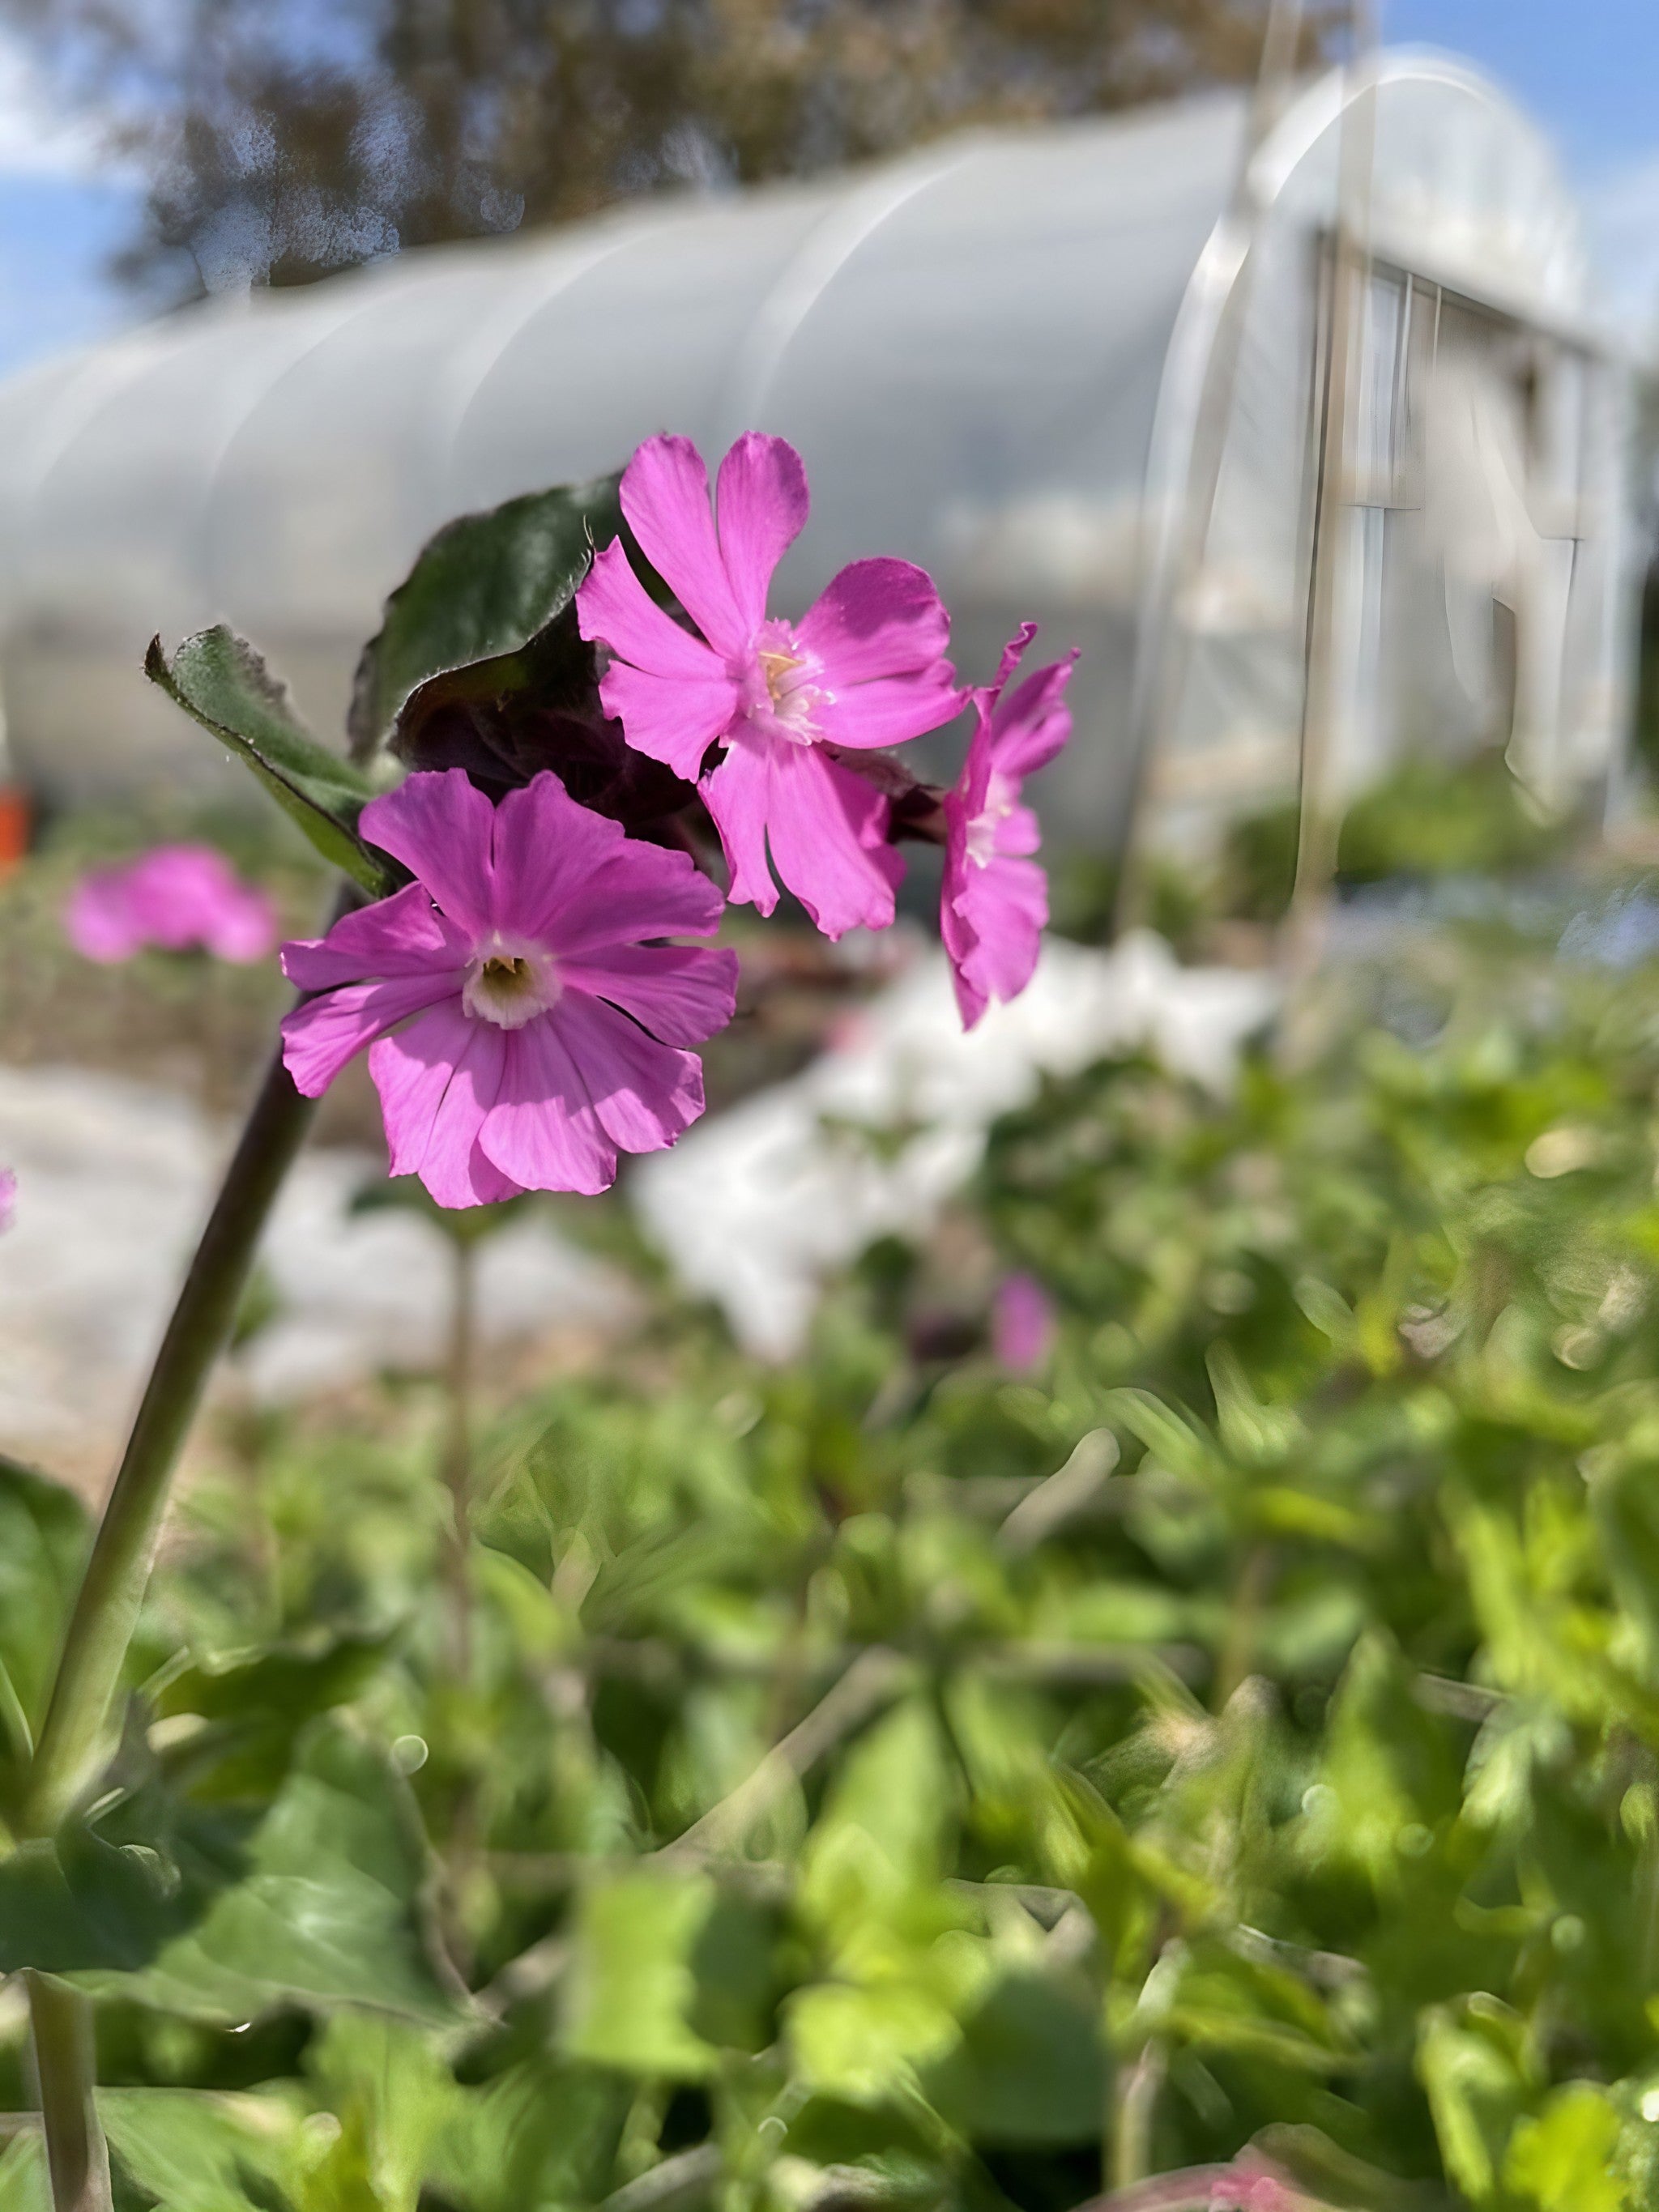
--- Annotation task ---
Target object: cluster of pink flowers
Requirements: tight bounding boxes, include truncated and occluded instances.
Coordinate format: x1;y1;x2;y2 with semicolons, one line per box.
282;433;1075;1207
0;1166;14;1235
65;843;277;965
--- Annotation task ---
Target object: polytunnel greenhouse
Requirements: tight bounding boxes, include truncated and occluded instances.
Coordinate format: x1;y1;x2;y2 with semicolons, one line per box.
0;45;1632;858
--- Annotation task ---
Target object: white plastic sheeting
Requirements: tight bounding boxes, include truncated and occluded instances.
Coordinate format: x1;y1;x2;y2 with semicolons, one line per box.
632;933;1278;1357
0;1063;630;1480
0;49;1627;846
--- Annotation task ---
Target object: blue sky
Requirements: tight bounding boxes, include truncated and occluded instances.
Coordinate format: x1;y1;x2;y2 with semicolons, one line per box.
1383;0;1659;330
1384;1;1659;170
0;6;1656;377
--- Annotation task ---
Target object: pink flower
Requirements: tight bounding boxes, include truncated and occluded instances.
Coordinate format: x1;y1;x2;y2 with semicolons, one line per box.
576;432;963;940
0;1168;14;1234
279;769;738;1208
992;1272;1056;1371
65;844;277;965
941;624;1075;1029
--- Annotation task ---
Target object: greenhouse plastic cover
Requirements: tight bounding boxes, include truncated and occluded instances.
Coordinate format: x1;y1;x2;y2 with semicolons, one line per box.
0;52;1610;839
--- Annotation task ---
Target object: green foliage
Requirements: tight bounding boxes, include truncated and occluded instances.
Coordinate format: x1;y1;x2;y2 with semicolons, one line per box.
144;629;394;895
16;887;1659;2208
348;476;623;763
1220;751;1574;923
0;1454;88;1803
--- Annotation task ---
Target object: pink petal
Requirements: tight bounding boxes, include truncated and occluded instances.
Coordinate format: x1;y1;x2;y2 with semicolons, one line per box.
369;1004;520;1208
992;1272;1056;1371
280;882;471;991
578;538;731;681
488;771;630;944
597;657;740;784
953;854;1047;1014
64;872;144;962
987;622;1038;697
701;737;778;916
996;799;1043;861
618;434;747;658
763;744;902;940
560;943;739;1046
992;654;1076;777
548;992;706;1153
202;889;278;964
814;667;966;751
949;956;988;1030
280;972;462;1096
358;769;496;937
796;557;953;687
546;839;729;957
477;1013;617;1196
715;433;809;634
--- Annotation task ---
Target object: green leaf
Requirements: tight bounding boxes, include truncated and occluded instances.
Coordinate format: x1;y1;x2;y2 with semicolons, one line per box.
348;475;623;762
1503;2084;1623;2212
0;1453;89;1738
921;1967;1107;2146
303;2012;460;2212
100;2087;307;2212
786;1982;962;2106
152;1632;390;1802
70;1721;460;2025
1418;1997;1537;2206
561;1867;718;2080
0;2134;47;2212
1102;1389;1221;1484
0;1809;237;1973
146;628;393;894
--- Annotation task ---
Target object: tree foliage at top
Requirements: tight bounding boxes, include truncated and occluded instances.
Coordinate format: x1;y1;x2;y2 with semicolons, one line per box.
2;0;1339;296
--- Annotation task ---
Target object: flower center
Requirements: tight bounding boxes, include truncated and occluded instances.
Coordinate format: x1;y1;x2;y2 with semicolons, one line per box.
740;620;827;745
462;943;561;1029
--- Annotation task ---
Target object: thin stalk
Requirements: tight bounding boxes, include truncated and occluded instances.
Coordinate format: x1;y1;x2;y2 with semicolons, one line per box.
24;1975;111;2212
440;1235;479;1681
1111;2035;1167;2193
18;1044;318;1839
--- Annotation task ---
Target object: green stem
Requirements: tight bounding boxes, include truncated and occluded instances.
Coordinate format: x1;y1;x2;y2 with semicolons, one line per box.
19;1043;318;1838
24;1975;111;2212
440;1235;478;1682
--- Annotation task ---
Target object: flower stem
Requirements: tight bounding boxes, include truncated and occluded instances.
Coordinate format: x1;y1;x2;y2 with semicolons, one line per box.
19;1043;318;1839
441;1234;478;1682
24;1974;111;2212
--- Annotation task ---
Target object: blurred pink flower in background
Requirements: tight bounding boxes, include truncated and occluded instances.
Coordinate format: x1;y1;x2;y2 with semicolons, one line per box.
578;431;962;940
0;1167;15;1234
280;769;738;1208
992;1270;1056;1370
941;624;1076;1029
64;843;278;965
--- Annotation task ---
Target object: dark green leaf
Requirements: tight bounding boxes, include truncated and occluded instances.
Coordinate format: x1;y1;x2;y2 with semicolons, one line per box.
0;1454;89;1810
146;628;394;894
61;1722;459;2024
0;1453;88;1726
151;1632;389;1801
348;474;623;763
922;1968;1107;2146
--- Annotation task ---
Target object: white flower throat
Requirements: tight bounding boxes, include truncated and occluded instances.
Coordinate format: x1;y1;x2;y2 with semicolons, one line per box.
463;941;561;1029
744;621;826;746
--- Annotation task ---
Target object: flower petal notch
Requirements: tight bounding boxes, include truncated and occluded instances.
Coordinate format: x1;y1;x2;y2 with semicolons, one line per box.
940;623;1077;1029
279;769;738;1207
578;431;964;940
